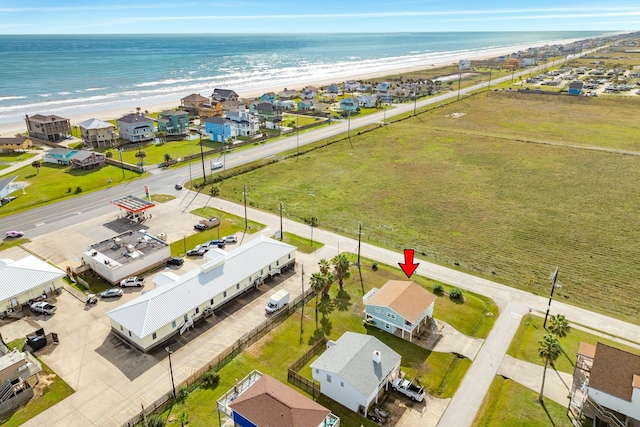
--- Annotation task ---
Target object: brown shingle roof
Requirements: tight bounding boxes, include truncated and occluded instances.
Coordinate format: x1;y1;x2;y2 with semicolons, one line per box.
229;374;330;427
577;342;596;359
27;114;69;123
181;93;209;102
590;343;640;402
365;280;436;323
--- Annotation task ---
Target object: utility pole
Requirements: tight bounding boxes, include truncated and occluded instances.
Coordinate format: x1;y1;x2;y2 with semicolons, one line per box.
199;132;206;184
309;191;315;250
166;347;176;398
243;184;248;231
543;267;560;328
347;109;351;139
413;84;418;115
188;152;193;184
487;67;492;91
117;148;125;179
357;222;362;265
383;102;387;125
296;113;300;159
279;202;284;241
457;72;462;100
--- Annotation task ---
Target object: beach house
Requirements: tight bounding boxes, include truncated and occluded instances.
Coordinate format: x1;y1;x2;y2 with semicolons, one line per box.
300;86;319;100
204;117;232;142
326;83;341;94
116;113;154;143
24;114;71;143
180;93;210;113
568;80;584;96
339;98;359;114
212;88;239;103
278;89;299;100
78;118;117;148
344;80;359;92
311;332;401;416
225;111;259;137
458;59;471;70
255;102;282;128
197;101;224;120
259;92;277;103
297;100;315;112
156;110;189;137
222;100;246;113
356;94;377;108
0;136;31;153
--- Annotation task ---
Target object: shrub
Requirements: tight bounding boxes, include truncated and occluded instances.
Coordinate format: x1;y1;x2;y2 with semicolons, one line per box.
201;370;220;388
147;415;166;427
372;262;378;271
449;288;463;300
433;284;444;295
75;186;83;194
177;385;189;402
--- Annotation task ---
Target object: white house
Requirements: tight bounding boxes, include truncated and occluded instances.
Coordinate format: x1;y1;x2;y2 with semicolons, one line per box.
344;80;360;92
0;256;65;315
225;111;260;137
116;113;154;143
106;236;296;352
458;59;471;70
82;230;170;285
356;94;377;108
311;332;401;416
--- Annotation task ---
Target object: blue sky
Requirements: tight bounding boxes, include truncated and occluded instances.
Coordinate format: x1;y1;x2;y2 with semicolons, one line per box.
1;1;639;34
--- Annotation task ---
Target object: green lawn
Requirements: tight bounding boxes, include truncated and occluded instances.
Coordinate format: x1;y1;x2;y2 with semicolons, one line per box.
473;376;572;427
507;314;640;374
0;341;74;427
153;257;493;425
0;163;144;217
212;92;640;323
282;113;322;127
149;194;176;203
0;152;35;162
102;137;224;166
279;231;324;254
0;237;29;251
169;207;265;256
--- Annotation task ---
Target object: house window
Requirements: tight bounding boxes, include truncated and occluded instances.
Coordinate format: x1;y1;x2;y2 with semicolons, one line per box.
120;325;123;331
385;323;390;330
341;381;344;387
375;307;380;313
386;312;396;319
195;307;199;314
236;284;240;290
152;332;157;340
327;374;331;383
276;260;280;266
210;299;214;305
172;321;176;328
288;254;291;259
184;314;188;322
223;291;227;298
128;331;132;337
249;275;252;282
315;369;319;374
261;269;264;275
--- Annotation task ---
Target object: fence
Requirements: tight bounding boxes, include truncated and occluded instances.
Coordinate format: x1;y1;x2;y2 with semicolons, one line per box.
120;286;315;427
286;337;327;400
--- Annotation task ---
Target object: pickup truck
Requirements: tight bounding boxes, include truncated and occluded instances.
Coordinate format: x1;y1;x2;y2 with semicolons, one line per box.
120;276;145;287
392;377;425;402
30;301;57;315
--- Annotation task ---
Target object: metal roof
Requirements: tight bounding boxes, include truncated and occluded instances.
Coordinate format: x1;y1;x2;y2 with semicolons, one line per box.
106;236;296;338
110;195;155;213
311;332;401;397
78;118;114;130
0;256;66;302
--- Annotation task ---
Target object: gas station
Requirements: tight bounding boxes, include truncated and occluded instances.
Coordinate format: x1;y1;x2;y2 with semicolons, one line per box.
110;192;156;224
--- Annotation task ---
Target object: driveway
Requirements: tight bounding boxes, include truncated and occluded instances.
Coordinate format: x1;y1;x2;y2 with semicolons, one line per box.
412;319;484;361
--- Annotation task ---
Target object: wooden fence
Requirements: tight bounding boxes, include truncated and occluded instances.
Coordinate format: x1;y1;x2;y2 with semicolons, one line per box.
286;337;327;401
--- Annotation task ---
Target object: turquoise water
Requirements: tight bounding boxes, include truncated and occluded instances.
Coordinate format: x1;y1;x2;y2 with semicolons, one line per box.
0;32;609;123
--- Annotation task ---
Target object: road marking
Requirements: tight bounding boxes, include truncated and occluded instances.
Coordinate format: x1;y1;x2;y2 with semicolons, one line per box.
35;222;45;227
511;312;523;318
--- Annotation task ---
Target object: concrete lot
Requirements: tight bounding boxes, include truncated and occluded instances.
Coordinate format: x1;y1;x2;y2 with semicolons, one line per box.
0;192;319;427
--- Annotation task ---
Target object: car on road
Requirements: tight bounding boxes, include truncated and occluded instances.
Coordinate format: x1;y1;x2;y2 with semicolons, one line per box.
167;257;184;266
194;223;207;231
5;231;23;238
211;161;223;170
30;301;56;315
120;276;145;287
100;288;124;298
175;184;183;190
222;235;237;243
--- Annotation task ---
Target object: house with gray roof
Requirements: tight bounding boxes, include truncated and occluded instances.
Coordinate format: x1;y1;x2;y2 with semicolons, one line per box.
24;114;71;142
116;113;154;143
0;256;65;315
212;88;239;103
78;118;116;148
311;332;401;416
106;236;296;352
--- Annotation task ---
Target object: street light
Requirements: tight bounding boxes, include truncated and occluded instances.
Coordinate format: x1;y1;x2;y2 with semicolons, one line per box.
309;191;315;250
166;346;176;398
413;84;418;115
190;129;206;184
188;152;193;184
296;112;300;159
383;102;387;125
543;267;561;328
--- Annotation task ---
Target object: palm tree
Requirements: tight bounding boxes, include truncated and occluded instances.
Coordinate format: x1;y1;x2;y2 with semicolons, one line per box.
332;253;351;288
309;272;326;328
538;334;561;402
318;259;334;296
547;314;571;339
31;160;41;174
164;153;172;166
319;259;330;276
134;150;146;165
176;412;189;427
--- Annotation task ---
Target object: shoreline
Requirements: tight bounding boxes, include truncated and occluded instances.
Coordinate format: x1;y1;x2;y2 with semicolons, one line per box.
0;36;598;138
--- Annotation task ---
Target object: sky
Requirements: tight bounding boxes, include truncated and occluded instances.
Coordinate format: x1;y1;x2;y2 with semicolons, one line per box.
1;1;639;34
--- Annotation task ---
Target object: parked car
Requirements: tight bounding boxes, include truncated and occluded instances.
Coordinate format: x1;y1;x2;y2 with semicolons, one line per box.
167;257;184;266
5;230;23;238
222;235;237;243
100;288;124;298
175;184;183;190
30;301;56;315
207;239;226;248
186;248;207;257
194;223;207;231
120;276;145;287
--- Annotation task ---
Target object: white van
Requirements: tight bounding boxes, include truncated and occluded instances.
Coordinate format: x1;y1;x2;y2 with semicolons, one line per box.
211;161;223;170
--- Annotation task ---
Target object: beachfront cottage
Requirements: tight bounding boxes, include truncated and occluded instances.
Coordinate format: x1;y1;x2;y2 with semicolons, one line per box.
225;111;259;137
180;93;210;113
116;113;154;143
259;92;277;103
211;88;239;103
297;100;315;112
222;99;246;113
358;83;373;93
326;83;340;94
356;94;377;108
273;100;296;110
458;59;471;70
0;256;65;316
344;80;359;92
255;102;282;129
106;236;296;352
278;89;299;100
339;98;359;114
44;148;105;169
319;93;337;102
157;110;189;137
24;114;71;143
204;117;233;142
300;86;319;100
311;332;401;417
0;136;31;153
569;343;640;426
198;101;224;120
363;280;436;342
78;118;116;148
219;371;340;427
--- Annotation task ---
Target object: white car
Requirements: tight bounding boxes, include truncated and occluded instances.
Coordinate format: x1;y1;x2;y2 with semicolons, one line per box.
222;235;238;243
30;301;57;315
5;231;23;238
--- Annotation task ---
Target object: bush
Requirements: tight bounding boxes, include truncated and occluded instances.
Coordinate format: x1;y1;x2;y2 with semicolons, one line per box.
177;385;189;402
433;284;444;295
75;186;83;194
449;288;463;300
372;262;378;271
201;370;220;388
147;415;166;427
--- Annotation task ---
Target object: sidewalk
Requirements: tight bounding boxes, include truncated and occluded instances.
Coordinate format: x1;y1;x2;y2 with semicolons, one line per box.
0;151;43;177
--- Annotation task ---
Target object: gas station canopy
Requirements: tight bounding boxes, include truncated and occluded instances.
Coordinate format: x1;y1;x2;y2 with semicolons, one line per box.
110;195;156;213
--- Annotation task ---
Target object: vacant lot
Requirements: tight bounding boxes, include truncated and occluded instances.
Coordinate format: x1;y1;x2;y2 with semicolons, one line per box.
216;92;640;322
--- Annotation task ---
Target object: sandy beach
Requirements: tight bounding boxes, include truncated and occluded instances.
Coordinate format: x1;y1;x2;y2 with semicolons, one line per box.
0;36;589;138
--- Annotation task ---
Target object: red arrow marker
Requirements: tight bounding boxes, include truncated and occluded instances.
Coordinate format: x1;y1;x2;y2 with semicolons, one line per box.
399;249;419;278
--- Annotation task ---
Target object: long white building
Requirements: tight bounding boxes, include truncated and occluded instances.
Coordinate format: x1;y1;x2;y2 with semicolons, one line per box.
106;236;296;352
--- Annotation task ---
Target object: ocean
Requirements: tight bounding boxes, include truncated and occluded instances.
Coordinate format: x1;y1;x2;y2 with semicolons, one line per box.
0;31;611;125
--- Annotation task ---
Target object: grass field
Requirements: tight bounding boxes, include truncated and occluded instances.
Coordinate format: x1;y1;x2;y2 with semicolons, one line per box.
507;314;640;375
212;91;640;323
101;137;224;166
473;376;571;427
0;152;36;162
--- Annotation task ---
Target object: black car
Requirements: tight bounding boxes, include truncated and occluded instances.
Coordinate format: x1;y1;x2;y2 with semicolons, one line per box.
194;223;207;231
175;184;183;190
167;257;184;266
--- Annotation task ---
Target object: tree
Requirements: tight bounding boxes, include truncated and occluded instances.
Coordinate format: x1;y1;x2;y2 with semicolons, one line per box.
164;153;172;165
157;131;167;143
317;259;334;296
31;160;41;174
331;253;351;288
177;412;189;427
135;150;146;165
538;334;561;402
105;151;113;159
547;314;571;339
309;272;326;328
